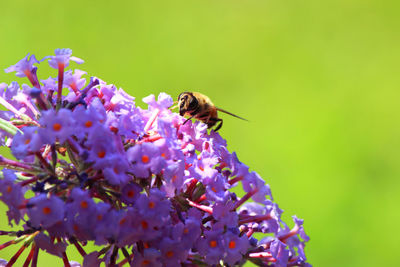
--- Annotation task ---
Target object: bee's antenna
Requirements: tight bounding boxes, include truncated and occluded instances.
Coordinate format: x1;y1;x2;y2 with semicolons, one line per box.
170;101;179;110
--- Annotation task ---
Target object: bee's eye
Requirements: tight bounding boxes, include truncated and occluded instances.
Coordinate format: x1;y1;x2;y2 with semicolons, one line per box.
188;97;198;109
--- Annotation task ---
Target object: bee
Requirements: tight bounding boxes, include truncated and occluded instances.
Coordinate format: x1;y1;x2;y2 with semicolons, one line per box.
177;92;247;131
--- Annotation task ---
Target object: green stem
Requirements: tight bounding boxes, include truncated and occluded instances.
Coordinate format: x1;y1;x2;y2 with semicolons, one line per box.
0;118;22;136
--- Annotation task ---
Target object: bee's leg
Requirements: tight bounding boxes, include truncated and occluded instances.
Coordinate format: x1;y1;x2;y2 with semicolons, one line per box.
211;118;223;131
183;116;194;125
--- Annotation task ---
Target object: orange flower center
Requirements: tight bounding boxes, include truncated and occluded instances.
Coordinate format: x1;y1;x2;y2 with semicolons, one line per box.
84;121;93;128
127;190;135;198
42;206;51;215
166;251;174;258
24;139;31;145
141;155;149;163
53;123;62;132
142;260;150;266
80;201;88;209
141;220;148;229
209;240;217;248
148;201;155;209
97;150;106;158
229;240;236;249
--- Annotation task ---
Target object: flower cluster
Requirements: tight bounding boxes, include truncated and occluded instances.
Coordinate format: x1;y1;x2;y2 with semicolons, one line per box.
0;49;310;266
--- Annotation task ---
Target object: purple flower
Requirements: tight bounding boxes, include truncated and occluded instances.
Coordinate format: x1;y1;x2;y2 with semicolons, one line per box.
40;77;57;94
120;183;142;204
127;142;166;178
131;248;162;267
196;228;225;265
0;81;20;101
46;48;83;69
93;203;119;245
34;232;67;257
65;189;97;241
83;252;102;267
63;69;86;92
136;188;170;220
162;160;185;197
172;216;201;248
270;239;290;267
85;125;119;169
71;105;103;139
0;169;24;225
143;93;173;110
158;237;188;267
11;126;43;160
5;53;39;78
223;230;250;266
27;194;65;229
205;173;230;202
242;171;273;202
212;201;238;228
38;108;75;144
110;88;136;114
117;112;145;139
0;50;310;267
102;156;131;185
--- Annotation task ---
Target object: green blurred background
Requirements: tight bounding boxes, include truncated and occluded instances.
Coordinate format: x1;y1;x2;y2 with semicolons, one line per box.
0;0;399;266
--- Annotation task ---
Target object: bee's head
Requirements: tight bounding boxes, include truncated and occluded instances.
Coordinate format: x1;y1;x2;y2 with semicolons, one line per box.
178;92;198;116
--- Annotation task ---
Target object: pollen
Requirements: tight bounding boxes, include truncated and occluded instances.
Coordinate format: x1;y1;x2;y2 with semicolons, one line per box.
84;120;93;128
53;123;62;132
161;153;166;158
24;138;31;145
211;186;217;193
6;186;12;193
97;150;106;158
141;155;150;163
148;201;155;209
42;206;51;215
172;175;178;182
228;240;236;249
183;228;189;234
80;200;88;209
166;251;174;258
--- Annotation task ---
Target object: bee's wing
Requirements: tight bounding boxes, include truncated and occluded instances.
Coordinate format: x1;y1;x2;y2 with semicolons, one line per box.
216;107;248;121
